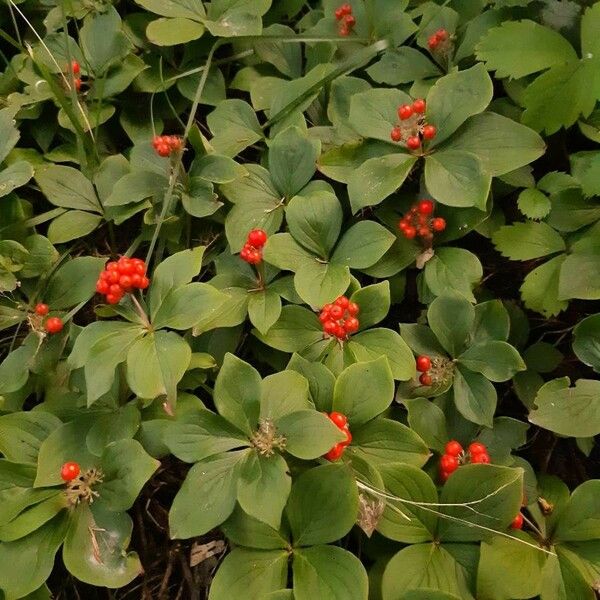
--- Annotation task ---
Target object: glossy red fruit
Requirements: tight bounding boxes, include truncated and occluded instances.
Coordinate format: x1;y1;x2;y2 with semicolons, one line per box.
324;320;338;335
106;261;119;272
321;304;333;314
398;220;408;231
347;302;359;316
440;454;459;473
419;373;432;386
436;28;448;40
45;317;63;334
445;440;463;457
61;461;81;482
404;225;417;239
390;126;402;142
139;276;150;289
471;453;490;464
325;443;345;461
340;2;352;14
96;280;109;294
248;229;267;248
423;124;437;140
330;305;344;319
157;144;170;157
468;442;487;456
105;293;121;305
344;14;356;27
334;324;346;339
398;104;413;120
418;201;434;217
511;513;524;530
335;7;344;19
319;312;331;324
412;98;426;114
416;355;431;372
329;412;348;428
73;78;81;91
35;303;49;316
71;60;80;75
431;217;446;232
335;296;349;309
406;136;420;150
418;227;430;237
344;317;359;333
440;470;450;482
428;34;439;49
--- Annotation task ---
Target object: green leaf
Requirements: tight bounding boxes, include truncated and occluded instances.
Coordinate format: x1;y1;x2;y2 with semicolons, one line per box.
192;154;246;184
350;281;390;330
426;64;493;146
222;505;289;550
238;452;291;530
367;47;440;85
63;503;142;587
105;171;167;206
276;410;345;459
269;127;320;198
559;249;600;301
399;323;448;357
263;233;314;272
208;99;262;157
0;341;36;395
424;150;491;209
80;6;131;75
427;295;475;357
98;439;159;512
126;331;191;406
0;108;20;164
0;412;61;464
349;328;416;381
0;493;67;542
20;234;58;279
349;88;412;142
146;17;205;45
348;418;430;468
169;451;244;539
86;404;141;456
47;210;102;244
249;289;282;336
520;255;568;317
518;188;552;220
458;341;525;382
332;357;394;427
438;464;524;541
404;398;448;454
294;260;350;307
260;371;312;421
452;365;497;427
286;190;342;257
573;313;600;373
477;534;545;600
256;305;323;353
287;354;335;412
523;342;563;373
529;378;600;437
214;353;261;435
382;544;475;600
293;546;368;600
208;548;288;600
377;463;438;542
492;222;565;260
36;166;100;212
450;112;546;176
476;20;577;78
347;154;417;213
554;480;600;542
255;24;302;79
0;161;34;198
286;464;358;547
522;59;600;135
149;246;205;318
44;256;106;309
424;247;483;303
472;300;510;344
332;221;396;269
133;0;206;19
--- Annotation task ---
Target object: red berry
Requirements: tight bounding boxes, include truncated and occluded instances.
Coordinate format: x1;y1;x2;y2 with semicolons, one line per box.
344;317;359;333
423;124;437;140
398;104;413;120
440;454;459;473
169;136;182;151
428;35;439;49
73;78;81;91
471;453;490;464
335;7;344;19
417;200;434;215
436;28;448;41
419;373;432;386
109;284;122;295
341;3;352;15
335;296;349;309
398;220;408;231
511;513;524;530
130;274;143;288
119;275;132;290
35;303;49;316
432;217;446;232
139;277;150;289
105;294;121;305
71;60;80;75
347;302;359;316
152;136;161;149
319;312;331;324
445;440;463;457
247;229;267;248
324;320;338;335
339;25;349;36
416;355;431;372
96;280;109;294
390;126;402;142
412;99;426;114
325;443;345;461
344;14;356;27
440;470;450;482
60;461;80;482
418;227;430;238
105;269;119;283
106;261;119;272
330;305;344;320
406;136;421;150
329;412;348;428
468;442;487;456
404;226;417;239
45;317;63;334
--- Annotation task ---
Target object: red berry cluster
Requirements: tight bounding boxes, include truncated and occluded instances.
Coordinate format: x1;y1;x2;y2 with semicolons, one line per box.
61;461;81;482
319;296;359;340
96;257;149;305
511;513;524;529
240;229;267;265
334;3;355;36
390;98;436;151
398;200;446;242
428;28;450;51
324;412;352;461
416;354;433;386
152;135;183;157
33;303;64;334
439;440;491;482
65;60;82;92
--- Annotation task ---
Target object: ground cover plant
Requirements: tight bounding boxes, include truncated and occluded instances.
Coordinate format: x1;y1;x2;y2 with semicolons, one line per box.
1;0;600;598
